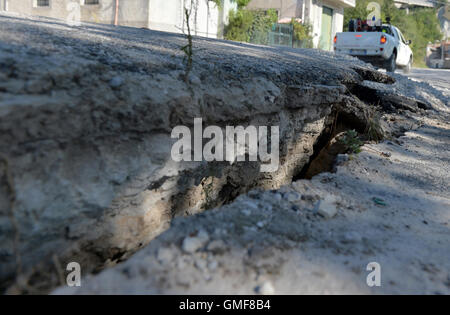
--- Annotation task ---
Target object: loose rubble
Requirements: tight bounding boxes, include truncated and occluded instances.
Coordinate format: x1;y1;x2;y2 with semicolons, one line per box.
316;195;339;219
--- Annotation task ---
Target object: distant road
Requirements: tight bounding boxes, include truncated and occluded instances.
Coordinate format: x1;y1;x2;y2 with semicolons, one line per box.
398;68;450;96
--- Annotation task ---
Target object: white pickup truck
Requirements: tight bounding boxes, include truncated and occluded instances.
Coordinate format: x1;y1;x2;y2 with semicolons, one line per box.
334;24;413;73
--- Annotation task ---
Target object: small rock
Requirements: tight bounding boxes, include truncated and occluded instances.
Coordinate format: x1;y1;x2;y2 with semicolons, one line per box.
342;231;362;243
335;153;349;164
203;273;212;281
247;189;261;199
241;200;258;211
285;191;301;202
182;230;209;253
194;258;207;271
207;239;226;252
25;79;52;94
213;228;227;236
188;74;201;85
302;194;318;202
256;221;266;228
273;193;282;201
176;257;187;270
207;260;218;271
317;195;338;219
278;185;291;194
255;281;275;295
197;229;209;239
156;247;174;264
109;76;124;89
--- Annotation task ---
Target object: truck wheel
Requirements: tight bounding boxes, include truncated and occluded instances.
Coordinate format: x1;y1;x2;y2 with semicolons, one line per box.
403;57;412;74
385;52;397;72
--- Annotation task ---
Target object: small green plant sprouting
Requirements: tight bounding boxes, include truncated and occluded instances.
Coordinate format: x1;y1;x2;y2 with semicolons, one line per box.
181;6;193;82
341;129;363;154
181;0;223;82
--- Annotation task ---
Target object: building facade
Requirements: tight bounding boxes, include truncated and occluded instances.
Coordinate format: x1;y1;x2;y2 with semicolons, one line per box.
247;0;355;50
0;0;7;11
426;41;450;69
394;0;435;9
0;0;236;39
148;0;236;38
438;5;450;40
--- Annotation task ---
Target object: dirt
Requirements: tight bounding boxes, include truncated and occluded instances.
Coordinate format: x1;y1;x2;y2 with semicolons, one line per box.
54;112;450;295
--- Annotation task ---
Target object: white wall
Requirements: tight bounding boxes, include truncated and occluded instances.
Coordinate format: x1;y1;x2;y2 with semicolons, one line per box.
331;5;344;44
148;0;236;38
305;0;346;50
190;0;220;38
5;0;149;27
304;0;321;48
149;0;182;33
438;6;450;40
247;0;303;20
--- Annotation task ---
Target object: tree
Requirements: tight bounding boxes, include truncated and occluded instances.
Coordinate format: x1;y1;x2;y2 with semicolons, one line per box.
291;19;313;48
224;8;255;42
224;7;278;45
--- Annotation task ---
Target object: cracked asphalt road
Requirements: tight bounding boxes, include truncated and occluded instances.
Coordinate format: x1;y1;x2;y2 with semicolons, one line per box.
397;68;450;97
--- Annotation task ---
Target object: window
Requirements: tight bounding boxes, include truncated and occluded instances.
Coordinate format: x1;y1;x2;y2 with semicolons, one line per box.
84;0;100;4
398;30;407;44
391;27;400;40
36;0;50;6
381;26;393;36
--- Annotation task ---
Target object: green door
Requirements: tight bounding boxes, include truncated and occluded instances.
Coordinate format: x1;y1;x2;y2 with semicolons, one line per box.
319;7;333;51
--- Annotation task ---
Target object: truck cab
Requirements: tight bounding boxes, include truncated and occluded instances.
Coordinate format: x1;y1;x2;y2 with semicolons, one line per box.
334;24;413;73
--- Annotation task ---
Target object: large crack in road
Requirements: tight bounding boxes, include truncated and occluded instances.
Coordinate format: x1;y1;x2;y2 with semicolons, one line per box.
0;12;449;294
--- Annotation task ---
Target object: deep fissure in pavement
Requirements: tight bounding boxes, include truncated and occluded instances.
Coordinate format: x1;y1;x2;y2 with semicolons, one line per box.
294;109;369;180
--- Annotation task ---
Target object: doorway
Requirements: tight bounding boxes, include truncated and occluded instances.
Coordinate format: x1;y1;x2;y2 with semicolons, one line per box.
319;6;333;51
